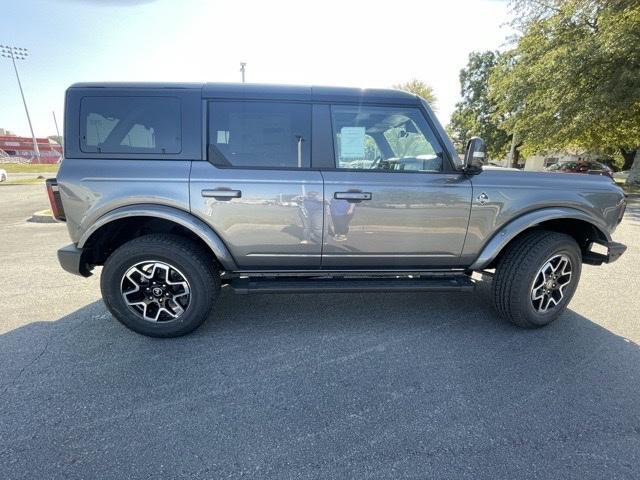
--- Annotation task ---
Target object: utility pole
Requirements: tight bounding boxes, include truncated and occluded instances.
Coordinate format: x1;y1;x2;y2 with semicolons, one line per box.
240;62;246;83
0;45;40;163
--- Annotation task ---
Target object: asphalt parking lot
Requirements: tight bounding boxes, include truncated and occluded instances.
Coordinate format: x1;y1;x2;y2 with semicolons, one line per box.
1;184;639;479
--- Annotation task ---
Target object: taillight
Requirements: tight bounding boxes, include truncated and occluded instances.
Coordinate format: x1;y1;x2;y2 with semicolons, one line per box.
46;178;66;221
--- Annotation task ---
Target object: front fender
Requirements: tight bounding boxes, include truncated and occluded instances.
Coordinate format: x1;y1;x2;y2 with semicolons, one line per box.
78;204;238;270
468;207;611;271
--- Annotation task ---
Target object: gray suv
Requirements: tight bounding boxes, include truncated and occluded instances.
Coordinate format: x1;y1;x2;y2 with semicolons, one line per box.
48;82;627;337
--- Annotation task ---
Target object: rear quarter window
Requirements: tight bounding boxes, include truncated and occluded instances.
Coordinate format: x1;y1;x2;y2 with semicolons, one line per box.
207;101;311;169
80;96;181;154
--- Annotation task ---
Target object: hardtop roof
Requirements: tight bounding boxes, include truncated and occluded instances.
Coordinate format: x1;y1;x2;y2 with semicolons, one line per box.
68;82;421;105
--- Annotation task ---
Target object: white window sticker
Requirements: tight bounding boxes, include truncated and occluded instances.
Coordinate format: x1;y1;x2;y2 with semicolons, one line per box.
340;127;365;159
216;130;230;144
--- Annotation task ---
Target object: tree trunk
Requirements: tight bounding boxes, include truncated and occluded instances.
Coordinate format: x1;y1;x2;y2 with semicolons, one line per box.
513;148;521;168
626;149;640;185
621;148;637;171
508;133;518;168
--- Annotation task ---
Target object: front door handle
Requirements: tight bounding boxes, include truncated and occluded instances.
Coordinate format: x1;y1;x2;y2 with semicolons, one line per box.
334;191;372;202
202;188;242;200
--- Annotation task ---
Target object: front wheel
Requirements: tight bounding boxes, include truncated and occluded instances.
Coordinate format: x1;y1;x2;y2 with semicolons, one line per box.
101;234;220;337
492;231;582;328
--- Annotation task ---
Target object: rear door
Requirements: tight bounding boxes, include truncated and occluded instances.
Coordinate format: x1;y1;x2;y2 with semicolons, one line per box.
190;100;323;269
320;104;472;269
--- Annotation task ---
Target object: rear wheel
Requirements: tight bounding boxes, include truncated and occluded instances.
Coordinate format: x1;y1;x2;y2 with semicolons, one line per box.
101;234;220;337
492;230;582;328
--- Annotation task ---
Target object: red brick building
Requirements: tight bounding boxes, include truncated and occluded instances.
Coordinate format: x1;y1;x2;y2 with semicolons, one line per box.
0;135;62;164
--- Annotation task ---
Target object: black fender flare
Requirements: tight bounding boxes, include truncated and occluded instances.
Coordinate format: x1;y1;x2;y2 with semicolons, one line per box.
469;207;610;270
77;204;238;271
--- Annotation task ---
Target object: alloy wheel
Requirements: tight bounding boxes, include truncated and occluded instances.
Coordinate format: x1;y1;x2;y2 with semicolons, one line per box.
120;261;191;322
530;253;572;313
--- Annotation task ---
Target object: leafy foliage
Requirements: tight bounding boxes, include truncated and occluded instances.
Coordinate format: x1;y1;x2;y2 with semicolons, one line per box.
383;126;436;158
448;51;512;159
393;79;437;111
490;0;640;165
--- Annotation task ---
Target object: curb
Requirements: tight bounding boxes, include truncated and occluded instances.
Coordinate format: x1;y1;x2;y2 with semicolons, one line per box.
28;209;56;224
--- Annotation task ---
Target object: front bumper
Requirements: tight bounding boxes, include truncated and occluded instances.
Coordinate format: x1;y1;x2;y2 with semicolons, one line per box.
583;240;627;266
57;244;92;277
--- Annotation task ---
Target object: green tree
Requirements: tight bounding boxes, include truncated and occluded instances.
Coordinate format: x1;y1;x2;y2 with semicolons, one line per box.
393;79;437;111
447;51;513;161
490;0;640;178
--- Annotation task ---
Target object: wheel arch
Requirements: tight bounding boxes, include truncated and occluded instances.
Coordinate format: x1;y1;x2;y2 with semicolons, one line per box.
78;204;238;271
469;207;610;271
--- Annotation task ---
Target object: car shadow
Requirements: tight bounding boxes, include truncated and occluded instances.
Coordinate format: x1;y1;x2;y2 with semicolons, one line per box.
1;285;640;479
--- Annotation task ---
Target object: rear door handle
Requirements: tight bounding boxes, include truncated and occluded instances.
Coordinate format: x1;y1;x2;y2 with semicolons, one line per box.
334;191;372;201
202;188;242;200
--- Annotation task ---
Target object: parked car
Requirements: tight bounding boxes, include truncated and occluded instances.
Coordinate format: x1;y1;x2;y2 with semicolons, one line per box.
546;160;614;178
0;168;6;182
48;82;627;337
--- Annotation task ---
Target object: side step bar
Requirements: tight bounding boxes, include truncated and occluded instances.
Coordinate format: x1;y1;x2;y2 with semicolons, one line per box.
231;275;475;294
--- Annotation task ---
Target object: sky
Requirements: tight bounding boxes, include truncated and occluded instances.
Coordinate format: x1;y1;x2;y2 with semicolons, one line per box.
0;0;512;138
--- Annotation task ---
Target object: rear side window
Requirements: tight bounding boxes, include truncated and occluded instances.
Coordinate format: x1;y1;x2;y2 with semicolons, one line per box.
80;97;181;154
208;101;311;168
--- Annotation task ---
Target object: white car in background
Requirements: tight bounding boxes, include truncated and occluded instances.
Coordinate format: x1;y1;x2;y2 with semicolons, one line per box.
0;168;7;182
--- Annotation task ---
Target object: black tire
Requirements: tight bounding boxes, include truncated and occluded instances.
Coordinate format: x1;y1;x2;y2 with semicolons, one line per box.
101;234;220;337
492;230;582;328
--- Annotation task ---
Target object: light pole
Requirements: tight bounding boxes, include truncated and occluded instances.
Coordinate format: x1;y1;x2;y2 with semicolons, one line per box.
240;62;246;83
52;111;61;139
0;45;40;162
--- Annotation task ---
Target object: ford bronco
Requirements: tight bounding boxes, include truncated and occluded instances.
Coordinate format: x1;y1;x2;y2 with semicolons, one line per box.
48;83;627;337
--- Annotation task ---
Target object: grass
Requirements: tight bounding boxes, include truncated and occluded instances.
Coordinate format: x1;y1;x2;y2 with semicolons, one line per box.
0;163;59;173
0;177;47;186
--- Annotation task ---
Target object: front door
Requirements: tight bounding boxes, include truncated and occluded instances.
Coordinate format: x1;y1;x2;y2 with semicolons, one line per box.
321;105;472;269
190;100;323;269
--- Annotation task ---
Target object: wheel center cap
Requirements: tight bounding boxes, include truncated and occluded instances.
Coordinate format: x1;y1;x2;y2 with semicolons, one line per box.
152;287;164;297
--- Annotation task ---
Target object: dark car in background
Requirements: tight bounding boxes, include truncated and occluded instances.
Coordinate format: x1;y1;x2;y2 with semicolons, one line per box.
546;160;614;179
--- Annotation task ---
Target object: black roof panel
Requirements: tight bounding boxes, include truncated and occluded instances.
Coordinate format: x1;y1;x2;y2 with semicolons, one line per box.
69;82;203;90
68;82;421;105
203;83;419;105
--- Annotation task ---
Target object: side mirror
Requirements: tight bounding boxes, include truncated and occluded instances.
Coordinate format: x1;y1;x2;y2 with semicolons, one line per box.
464;137;486;174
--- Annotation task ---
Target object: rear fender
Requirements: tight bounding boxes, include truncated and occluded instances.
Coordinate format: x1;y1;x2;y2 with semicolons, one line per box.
78;204;238;270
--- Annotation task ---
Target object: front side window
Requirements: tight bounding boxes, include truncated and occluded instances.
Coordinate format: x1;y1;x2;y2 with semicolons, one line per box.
208;101;311;168
331;105;444;172
81;97;181;154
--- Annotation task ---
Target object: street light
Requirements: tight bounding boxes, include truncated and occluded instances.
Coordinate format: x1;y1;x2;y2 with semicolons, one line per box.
240;62;246;83
0;44;40;162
